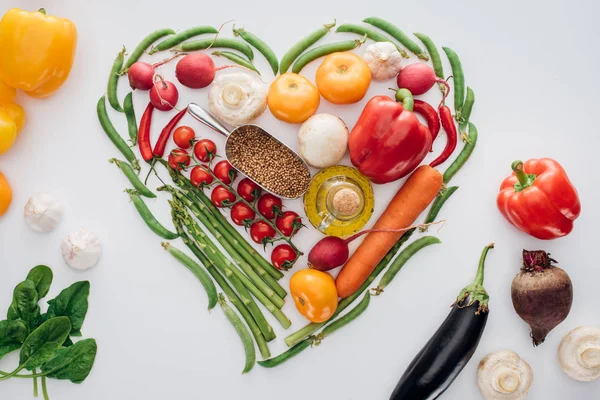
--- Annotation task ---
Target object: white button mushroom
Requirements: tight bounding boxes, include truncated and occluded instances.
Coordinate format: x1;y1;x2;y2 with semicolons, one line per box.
208;72;267;126
362;42;403;81
297;113;348;169
61;229;102;271
24;193;63;232
558;326;600;382
477;350;534;400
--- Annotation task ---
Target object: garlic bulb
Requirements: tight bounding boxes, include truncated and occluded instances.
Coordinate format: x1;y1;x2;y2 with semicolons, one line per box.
61;229;102;271
558;326;600;382
297;113;348;168
477;350;533;400
208;73;267;126
362;42;403;81
24;193;63;232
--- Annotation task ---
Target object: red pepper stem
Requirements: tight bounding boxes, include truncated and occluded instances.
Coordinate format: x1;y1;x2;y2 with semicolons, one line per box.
437;79;451;107
343;221;444;244
511;160;529;186
394;89;414;111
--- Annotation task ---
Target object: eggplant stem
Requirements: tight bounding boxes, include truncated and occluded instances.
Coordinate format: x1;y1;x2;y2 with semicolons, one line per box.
474;242;494;287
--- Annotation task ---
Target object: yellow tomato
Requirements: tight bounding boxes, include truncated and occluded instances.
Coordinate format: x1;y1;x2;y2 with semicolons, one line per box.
0;109;17;155
0;81;16;103
267;73;320;124
316;52;372;104
0;102;25;133
0;172;12;216
290;269;338;323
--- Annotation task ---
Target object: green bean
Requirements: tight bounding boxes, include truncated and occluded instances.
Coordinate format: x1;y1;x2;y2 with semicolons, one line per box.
233;27;278;75
107;47;125;112
212;51;260;75
374;237;441;294
285;228;416;347
162;242;218;309
443;47;465;118
121;28;175;73
315;292;371;343
292;38;366;74
335;23;408;58
218;293;256;373
96;96;140;172
279;20;336;74
109;158;155;198
414;33;444;79
459;87;475;136
123;92;138;145
443;123;478;184
149;26;218;54
127;190;179;239
363;17;427;60
176;38;254;61
257;339;311;368
424;186;459;225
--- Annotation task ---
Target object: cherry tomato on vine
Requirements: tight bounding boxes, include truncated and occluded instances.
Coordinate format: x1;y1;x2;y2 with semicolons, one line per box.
237;178;262;202
193;138;217;162
257;194;282;219
168;149;190;170
213;160;237;185
276;211;302;237
271;244;297;271
173;126;195;149
211;185;235;208
231;202;256;226
250;221;276;244
190;165;213;187
290;269;338;323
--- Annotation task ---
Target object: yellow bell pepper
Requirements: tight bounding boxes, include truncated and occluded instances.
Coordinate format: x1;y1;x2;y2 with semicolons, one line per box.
0;102;25;133
0;81;16;103
0;110;17;155
0;8;77;98
0;172;12;217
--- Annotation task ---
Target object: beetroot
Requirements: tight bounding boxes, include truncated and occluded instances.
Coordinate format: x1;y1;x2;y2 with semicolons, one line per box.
396;63;449;97
150;75;179;111
511;250;573;346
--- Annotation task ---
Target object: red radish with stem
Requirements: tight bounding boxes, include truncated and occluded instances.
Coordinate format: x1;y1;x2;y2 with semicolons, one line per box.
150;75;179;111
175;53;244;89
127;54;185;90
308;222;443;271
397;63;450;101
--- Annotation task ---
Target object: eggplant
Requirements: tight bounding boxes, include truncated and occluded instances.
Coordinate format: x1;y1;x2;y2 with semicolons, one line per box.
390;243;494;400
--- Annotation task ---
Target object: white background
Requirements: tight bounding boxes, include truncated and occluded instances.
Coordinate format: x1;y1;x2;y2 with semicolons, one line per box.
1;0;599;399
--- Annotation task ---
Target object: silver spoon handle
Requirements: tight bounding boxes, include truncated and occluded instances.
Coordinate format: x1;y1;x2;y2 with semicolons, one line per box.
187;103;230;137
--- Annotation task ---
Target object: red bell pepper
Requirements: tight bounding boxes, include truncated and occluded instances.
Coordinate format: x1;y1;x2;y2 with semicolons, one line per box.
497;158;581;240
348;92;432;184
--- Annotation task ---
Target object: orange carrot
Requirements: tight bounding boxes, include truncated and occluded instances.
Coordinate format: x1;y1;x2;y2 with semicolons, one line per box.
335;165;443;298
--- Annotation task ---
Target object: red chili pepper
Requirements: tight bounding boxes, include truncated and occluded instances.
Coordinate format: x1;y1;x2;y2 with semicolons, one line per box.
153;108;187;158
138;102;155;162
429;105;458;168
413;100;440;152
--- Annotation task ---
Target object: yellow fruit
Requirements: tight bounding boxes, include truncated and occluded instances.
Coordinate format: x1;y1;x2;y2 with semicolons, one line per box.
0;102;25;133
0;109;17;154
0;172;12;216
0;81;16;103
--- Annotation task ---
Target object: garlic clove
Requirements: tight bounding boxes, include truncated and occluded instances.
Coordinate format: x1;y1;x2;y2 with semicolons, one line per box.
477;350;533;400
24;193;63;233
61;229;102;271
559;326;600;381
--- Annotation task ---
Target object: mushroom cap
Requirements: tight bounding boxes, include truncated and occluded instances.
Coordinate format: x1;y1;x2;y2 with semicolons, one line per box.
558;326;600;382
208;72;267;126
477;350;534;400
297;113;348;169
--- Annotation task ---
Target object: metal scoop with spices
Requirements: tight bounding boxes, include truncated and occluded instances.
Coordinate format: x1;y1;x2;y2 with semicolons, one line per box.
187;103;311;199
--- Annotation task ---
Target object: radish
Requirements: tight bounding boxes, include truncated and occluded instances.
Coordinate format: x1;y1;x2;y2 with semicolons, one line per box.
150;75;179;112
396;63;450;97
511;250;573;346
175;53;245;89
127;55;183;91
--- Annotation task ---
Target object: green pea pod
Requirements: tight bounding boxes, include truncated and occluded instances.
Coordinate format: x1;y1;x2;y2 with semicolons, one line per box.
97;96;140;172
257;339;311;368
123;92;138;145
107;47;125;112
121;28;175;73
280;20;336;74
443;47;465;118
233;27;278;74
218;294;256;374
459;87;475;135
443;123;478;184
424;186;459;225
316;292;371;343
149;25;218;54
177;37;254;61
292;38;366;74
363;17;427;60
127;190;178;240
212;51;260;75
110;158;155;198
414;32;445;81
336;23;408;58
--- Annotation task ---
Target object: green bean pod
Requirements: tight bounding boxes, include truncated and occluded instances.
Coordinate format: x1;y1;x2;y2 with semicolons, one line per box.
233;27;278;74
97;96;140;172
279;20;336;74
212;51;260;75
335;23;408;58
443;123;478;184
257;339;311;368
424;186;459;225
149;26;218;54
162;243;218;309
375;237;441;294
109;158;155;198
176;38;254;61
292;38;366;74
123;92;138;145
459;87;475;135
414;33;444;79
315;292;371;343
121;28;176;73
107;47;125;112
127;190;179;239
443;47;465;118
218;293;256;373
363;17;427;60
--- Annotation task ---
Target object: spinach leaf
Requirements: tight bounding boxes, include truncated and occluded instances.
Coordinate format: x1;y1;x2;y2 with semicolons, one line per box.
26;265;53;299
41;338;97;383
19;316;71;371
45;281;89;335
63;337;74;347
0;319;27;360
7;280;41;333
